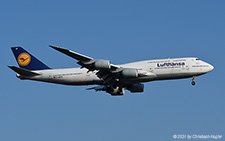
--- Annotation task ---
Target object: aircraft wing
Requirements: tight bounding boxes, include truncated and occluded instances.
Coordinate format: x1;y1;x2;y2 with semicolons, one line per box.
50;45;123;85
49;45;121;72
49;45;93;61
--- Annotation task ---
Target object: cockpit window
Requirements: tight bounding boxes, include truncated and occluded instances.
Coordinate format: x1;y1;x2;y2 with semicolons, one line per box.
196;58;200;60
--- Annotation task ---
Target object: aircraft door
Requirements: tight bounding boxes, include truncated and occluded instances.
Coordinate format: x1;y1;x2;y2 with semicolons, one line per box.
182;62;189;71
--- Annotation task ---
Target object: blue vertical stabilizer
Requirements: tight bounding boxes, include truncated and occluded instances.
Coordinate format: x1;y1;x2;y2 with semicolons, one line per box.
11;47;51;70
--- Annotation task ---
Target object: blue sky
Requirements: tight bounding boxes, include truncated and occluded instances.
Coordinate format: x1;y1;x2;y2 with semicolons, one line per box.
1;0;225;140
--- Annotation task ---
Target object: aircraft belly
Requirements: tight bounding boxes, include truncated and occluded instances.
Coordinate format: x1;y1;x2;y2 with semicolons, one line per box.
30;72;99;85
155;73;191;80
62;75;97;85
120;77;155;85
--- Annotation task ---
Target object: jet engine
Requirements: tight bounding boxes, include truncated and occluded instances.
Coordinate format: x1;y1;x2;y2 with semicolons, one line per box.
94;60;111;70
122;68;138;78
126;83;144;93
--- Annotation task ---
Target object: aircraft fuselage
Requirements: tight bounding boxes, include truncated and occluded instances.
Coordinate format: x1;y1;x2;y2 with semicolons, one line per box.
18;57;213;86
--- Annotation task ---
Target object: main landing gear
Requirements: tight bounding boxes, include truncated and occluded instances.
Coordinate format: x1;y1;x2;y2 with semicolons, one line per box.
191;76;196;86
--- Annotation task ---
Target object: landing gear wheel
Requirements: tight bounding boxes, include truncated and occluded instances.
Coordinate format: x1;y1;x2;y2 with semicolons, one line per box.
191;76;196;86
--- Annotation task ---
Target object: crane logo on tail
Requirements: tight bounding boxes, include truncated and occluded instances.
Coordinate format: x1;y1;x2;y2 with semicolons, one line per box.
17;53;31;66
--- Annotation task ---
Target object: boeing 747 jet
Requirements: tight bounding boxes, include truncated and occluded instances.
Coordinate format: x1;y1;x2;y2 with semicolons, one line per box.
9;45;214;96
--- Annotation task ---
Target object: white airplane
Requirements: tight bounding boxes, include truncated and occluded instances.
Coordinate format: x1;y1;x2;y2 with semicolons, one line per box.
9;45;214;96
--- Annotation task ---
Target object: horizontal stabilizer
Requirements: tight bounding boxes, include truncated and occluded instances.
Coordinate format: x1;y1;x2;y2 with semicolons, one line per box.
8;66;40;76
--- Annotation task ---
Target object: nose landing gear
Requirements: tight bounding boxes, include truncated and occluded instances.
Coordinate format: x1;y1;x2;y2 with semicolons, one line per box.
191;76;196;86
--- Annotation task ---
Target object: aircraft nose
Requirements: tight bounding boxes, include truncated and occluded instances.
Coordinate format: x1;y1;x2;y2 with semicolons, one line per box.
205;63;214;73
209;64;214;71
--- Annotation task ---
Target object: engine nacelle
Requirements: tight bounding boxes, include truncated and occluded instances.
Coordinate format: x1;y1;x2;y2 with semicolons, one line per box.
126;83;144;93
94;60;111;70
122;68;138;78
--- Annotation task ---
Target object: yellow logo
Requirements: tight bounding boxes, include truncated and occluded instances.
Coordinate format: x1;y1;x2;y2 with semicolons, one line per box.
17;53;31;66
